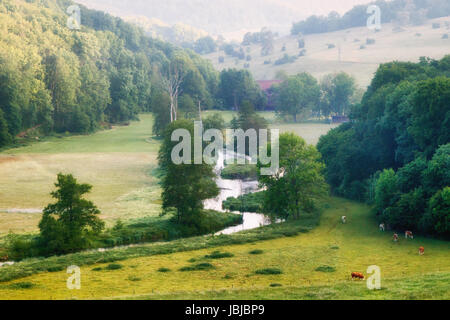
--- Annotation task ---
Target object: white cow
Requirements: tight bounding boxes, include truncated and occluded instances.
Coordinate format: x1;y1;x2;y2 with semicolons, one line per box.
379;223;385;231
342;216;347;224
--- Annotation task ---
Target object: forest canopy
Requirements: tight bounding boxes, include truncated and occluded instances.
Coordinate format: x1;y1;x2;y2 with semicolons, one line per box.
317;56;450;237
0;0;220;146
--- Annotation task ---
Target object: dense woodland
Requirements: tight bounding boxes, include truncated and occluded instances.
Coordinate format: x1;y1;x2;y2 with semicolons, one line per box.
318;56;450;237
291;0;450;35
0;0;222;147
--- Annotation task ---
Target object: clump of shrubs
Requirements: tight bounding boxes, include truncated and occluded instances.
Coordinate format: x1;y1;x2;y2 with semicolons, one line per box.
204;251;234;259
274;54;297;65
366;38;376;45
255;268;283;275
327;43;336;49
249;249;264;255
432;22;441;29
157;267;171;273
179;263;215;272
270;283;283;287
315;265;336;273
105;263;123;270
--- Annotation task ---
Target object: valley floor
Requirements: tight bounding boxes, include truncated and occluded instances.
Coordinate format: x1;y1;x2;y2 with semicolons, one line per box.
0;198;448;300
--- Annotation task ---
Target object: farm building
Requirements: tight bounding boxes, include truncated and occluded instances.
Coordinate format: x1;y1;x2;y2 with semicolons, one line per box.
257;80;283;110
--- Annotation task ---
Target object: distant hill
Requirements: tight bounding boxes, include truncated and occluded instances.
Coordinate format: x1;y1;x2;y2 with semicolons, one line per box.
203;17;450;88
73;0;374;40
123;15;208;45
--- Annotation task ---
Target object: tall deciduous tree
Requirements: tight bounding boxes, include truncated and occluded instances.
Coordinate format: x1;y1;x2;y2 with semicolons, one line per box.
38;174;104;254
158;120;219;223
259;133;328;220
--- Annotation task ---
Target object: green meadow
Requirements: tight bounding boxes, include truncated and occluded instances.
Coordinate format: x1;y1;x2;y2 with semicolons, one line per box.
0;198;448;300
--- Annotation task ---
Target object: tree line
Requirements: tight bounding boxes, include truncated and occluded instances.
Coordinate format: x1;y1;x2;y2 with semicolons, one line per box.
317;56;450;237
291;0;450;36
272;72;357;122
0;0;219;147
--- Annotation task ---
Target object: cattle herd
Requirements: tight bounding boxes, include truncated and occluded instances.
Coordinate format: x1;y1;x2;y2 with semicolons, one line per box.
342;216;426;281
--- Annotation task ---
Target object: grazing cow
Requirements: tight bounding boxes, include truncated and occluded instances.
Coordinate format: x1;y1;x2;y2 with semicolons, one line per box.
405;231;414;239
342;216;347;224
0;255;7;262
419;247;425;256
379;223;385;232
393;233;399;242
351;272;365;280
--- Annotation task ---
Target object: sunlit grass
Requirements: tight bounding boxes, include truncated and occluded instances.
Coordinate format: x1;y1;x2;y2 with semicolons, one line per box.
0;198;448;300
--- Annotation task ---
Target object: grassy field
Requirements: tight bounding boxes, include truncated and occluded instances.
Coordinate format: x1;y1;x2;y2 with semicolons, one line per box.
0;114;162;234
0;197;448;300
0;112;335;234
204;18;450;87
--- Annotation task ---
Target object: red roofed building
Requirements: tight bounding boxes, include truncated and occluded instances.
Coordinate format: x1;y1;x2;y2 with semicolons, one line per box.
256;80;283;110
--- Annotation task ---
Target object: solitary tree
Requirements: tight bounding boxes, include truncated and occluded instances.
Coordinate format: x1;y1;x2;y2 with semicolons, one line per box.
259;133;328;220
38;174;104;254
158;120;219;224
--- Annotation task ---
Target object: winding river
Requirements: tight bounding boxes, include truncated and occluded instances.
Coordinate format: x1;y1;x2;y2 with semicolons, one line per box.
204;151;271;235
0;152;271;268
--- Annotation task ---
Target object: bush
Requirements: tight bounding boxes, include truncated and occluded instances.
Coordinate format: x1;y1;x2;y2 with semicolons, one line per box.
249;249;264;255
274;54;297;65
442;34;449;39
5;282;36;290
270;283;282;287
366;38;376;45
204;251;234;259
264;60;272;65
315;265;336;273
432;23;441;29
327;43;335;49
221;164;258;180
179;263;215;272
222;191;265;213
298;38;305;48
255;268;282;275
105;263;123;270
157;267;171;273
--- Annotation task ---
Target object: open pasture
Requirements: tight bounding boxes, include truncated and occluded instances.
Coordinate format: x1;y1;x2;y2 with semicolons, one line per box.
204;18;450;88
0;198;448;300
0;113;336;234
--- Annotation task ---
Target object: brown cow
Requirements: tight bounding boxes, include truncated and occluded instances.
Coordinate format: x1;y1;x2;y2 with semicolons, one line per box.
419;247;425;256
393;233;399;242
351;272;365;280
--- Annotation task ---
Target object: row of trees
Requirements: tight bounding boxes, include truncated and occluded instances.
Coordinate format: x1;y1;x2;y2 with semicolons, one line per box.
152;68;265;136
0;0;219;147
317;56;450;237
273;72;357;121
291;0;450;36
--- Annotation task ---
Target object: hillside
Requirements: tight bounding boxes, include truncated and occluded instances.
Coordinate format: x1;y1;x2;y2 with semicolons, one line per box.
204;18;450;87
74;0;373;39
0;0;218;149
